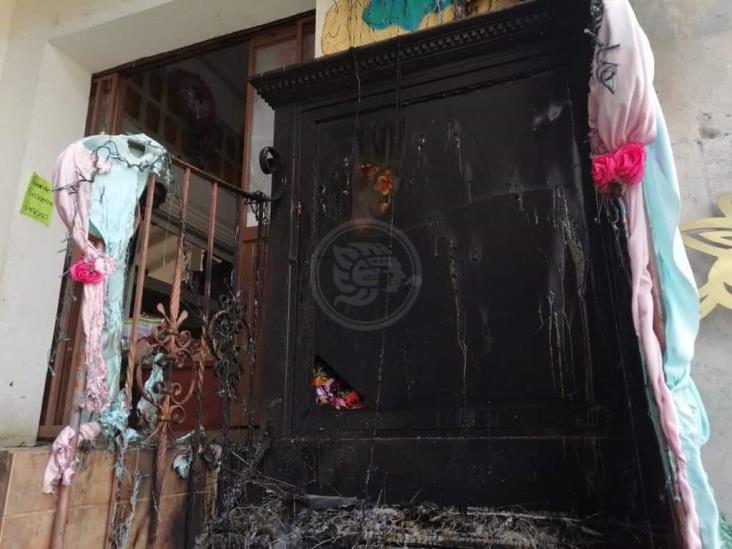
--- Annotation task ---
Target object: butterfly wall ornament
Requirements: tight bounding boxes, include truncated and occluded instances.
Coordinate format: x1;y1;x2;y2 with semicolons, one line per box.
681;194;732;319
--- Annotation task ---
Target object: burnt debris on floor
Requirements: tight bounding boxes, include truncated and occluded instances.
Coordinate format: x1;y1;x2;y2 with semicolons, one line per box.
194;442;659;548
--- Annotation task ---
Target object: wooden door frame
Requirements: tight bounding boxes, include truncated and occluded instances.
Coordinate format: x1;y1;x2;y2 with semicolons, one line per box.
38;11;315;439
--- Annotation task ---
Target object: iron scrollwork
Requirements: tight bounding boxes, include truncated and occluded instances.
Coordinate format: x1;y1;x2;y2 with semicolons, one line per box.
207;290;248;399
135;303;197;442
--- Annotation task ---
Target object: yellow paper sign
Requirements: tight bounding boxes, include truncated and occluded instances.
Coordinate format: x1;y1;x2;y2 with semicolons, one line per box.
20;173;53;226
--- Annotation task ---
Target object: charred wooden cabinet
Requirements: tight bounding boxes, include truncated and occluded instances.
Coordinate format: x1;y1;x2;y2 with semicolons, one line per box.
253;1;674;545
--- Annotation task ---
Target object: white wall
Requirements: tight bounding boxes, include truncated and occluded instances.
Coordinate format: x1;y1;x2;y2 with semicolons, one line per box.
0;0;314;446
0;0;15;75
631;0;732;519
0;1;99;446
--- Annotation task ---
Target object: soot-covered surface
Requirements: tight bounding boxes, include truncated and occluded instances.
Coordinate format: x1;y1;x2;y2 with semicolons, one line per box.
251;2;675;546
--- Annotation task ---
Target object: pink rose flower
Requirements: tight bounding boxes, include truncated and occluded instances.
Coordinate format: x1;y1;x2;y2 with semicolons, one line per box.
343;391;365;409
614;143;646;185
591;153;616;195
69;257;104;284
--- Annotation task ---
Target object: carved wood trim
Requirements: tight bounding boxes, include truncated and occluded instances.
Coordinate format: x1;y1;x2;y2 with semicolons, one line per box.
250;1;564;108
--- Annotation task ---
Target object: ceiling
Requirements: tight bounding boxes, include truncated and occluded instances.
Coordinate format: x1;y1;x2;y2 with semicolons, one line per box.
51;0;314;73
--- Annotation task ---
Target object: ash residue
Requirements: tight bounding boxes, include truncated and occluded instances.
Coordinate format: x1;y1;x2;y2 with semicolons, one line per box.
197;497;610;548
282;505;589;548
193;441;653;548
195;453;607;549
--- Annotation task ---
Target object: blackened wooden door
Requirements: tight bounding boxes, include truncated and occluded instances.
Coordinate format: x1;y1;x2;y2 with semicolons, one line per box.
253;2;674;545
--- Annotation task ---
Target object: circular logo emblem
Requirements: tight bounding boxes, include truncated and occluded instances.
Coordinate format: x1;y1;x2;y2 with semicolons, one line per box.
310;219;422;331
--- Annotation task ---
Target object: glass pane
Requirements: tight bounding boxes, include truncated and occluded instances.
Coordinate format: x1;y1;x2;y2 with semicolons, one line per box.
120;41;249;187
302;28;316;62
85;80;98;134
247;38;297;226
92;78;113;134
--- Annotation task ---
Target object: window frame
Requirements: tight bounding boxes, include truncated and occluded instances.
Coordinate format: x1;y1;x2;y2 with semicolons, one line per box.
38;11;315;439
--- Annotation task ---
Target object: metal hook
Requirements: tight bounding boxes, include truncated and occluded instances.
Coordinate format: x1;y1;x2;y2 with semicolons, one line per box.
246;146;284;204
259;146;281;175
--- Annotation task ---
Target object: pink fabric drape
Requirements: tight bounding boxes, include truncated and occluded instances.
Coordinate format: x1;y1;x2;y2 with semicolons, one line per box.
588;0;656;151
625;185;700;547
53;142;114;413
589;2;700;547
41;422;101;494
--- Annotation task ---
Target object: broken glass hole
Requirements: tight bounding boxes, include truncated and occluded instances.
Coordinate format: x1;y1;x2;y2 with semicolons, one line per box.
312;357;366;411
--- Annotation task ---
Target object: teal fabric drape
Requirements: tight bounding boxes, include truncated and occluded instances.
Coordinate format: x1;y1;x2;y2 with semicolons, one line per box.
82;134;168;409
644;98;721;549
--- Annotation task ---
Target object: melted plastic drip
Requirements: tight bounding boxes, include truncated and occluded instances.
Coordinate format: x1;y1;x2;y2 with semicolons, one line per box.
426;210;443;257
507;167;525;212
